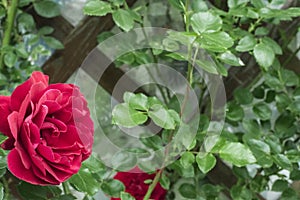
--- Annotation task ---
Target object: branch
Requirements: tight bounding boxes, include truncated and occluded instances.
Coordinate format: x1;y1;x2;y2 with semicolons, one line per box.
0;0;19;71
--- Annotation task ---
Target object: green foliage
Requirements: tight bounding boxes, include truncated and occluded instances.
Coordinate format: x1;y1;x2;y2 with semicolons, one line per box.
112;92;179;129
17;182;62;200
219;142;256;167
33;0;60;18
120;192;135;200
196;152;216;174
0;0;299;199
83;0;112;16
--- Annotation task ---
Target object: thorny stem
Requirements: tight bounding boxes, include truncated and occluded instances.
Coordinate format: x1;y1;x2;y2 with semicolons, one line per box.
144;1;194;198
143;170;162;200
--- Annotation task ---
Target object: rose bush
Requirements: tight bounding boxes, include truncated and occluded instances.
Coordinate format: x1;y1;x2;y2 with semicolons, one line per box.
0;71;94;185
111;167;166;200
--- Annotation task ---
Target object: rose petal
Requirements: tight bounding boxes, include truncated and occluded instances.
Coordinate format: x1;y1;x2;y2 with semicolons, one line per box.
8;111;19;140
33;105;48;128
0;96;12;135
11;72;48;111
8;148;49;185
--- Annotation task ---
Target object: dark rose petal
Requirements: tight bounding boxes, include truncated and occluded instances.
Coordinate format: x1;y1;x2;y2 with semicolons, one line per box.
111;167;167;200
8;149;50;185
11;71;48;111
0;96;12;135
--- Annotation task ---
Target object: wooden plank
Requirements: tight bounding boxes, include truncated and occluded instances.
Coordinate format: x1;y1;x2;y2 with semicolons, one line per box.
41;0;138;84
27;9;74;42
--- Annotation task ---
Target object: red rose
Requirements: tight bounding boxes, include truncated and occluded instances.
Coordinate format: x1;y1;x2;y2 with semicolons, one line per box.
111;167;167;200
0;71;94;185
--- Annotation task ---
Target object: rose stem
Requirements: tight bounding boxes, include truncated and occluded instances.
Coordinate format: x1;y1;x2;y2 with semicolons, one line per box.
143;169;163;200
0;0;19;71
62;181;70;194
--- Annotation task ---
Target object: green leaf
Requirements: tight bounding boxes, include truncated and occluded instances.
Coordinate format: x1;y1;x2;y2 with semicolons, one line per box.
69;169;99;196
231;185;253;200
112;103;148;127
286;150;300;163
276;93;291;112
226;102;244;121
265;90;276;103
200;31;234;52
180;152;195;168
215;59;228;76
168;0;185;10
18;182;62;200
17;12;35;32
273;154;292;170
191;0;208;12
247;139;270;154
33;0;60;18
83;0;112;16
124;92;148;111
15;44;28;58
236;35;256;52
281;188;298;200
51;194;76;200
262;37;282;55
0;184;3;200
253;102;272;120
159;173;170;190
228;0;249;8
0;157;7;169
272;179;289;192
111;150;137;171
97;31;114;43
134;52;153;65
140;135;163;151
191;11;222;33
234;88;253;105
219;51;244;66
196;153;217;174
162;38;179;51
0;135;8;145
253;43;275;70
274;113;295;138
219;142;256;167
253;85;265;99
0;6;5;19
195;59;218;74
264;74;283;91
38;26;54;35
280;69;299;87
255;27;269;36
233;166;250;179
246;139;273;167
4;52;17;68
112;9;135;32
148;104;176;129
101;179;125;198
290;170;300;181
0;168;6;179
178;183;197;199
42;36;64;49
19;0;32;7
82;153;106;173
120;192;135;200
265;136;282;154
